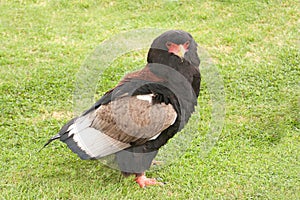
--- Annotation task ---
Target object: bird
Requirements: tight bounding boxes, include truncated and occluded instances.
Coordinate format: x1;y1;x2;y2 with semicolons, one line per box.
43;30;201;188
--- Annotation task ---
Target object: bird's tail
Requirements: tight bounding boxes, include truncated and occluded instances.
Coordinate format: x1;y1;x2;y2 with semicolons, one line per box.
38;133;60;152
38;117;78;153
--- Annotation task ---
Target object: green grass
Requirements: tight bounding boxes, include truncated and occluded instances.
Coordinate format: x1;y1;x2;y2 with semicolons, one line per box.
1;0;299;199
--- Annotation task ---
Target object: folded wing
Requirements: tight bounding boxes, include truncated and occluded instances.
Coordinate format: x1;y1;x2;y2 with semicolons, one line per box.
60;94;177;159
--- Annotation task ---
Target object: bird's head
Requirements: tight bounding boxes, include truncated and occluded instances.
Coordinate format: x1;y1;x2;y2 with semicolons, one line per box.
147;30;200;68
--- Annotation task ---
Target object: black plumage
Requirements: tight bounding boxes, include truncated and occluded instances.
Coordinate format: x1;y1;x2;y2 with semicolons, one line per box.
43;30;201;188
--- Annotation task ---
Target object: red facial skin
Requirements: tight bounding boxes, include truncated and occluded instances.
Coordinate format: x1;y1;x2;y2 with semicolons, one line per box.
166;41;190;58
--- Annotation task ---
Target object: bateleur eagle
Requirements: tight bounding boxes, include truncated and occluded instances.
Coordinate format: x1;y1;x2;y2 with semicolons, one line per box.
43;30;201;188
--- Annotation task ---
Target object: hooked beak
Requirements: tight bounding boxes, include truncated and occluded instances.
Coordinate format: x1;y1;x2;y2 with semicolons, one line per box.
177;44;187;60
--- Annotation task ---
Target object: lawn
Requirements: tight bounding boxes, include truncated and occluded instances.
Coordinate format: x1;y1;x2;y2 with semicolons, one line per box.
1;0;299;199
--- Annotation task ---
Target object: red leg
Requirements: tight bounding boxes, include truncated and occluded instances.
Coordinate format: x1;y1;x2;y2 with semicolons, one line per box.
135;173;164;188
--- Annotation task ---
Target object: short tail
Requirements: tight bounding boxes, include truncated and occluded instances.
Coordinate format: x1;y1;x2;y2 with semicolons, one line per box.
38;133;60;152
38;117;78;153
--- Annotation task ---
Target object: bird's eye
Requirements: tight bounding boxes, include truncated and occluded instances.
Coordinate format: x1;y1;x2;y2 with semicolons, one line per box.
166;41;173;48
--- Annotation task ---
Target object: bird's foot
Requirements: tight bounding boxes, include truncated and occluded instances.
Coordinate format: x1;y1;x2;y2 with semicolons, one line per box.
135;174;164;188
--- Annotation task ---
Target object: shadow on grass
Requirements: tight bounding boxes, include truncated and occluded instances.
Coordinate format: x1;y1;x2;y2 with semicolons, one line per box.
39;154;123;183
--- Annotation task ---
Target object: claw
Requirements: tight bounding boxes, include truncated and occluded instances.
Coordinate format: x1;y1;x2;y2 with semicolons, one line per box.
135;173;165;188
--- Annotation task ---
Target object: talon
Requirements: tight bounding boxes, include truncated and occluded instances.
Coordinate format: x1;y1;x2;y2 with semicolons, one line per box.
135;173;164;188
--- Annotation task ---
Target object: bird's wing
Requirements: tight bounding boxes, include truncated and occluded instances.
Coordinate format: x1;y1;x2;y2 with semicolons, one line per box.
56;66;178;160
91;95;177;144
